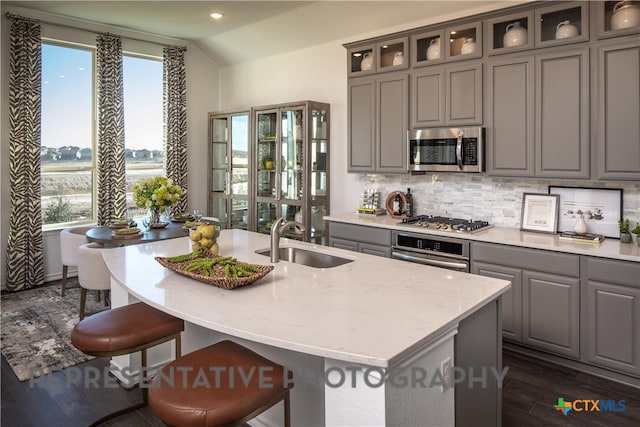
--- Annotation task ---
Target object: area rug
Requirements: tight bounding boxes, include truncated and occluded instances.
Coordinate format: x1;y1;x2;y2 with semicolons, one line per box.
1;283;108;381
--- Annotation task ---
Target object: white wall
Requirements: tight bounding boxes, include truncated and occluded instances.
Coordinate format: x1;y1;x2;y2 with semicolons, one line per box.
219;41;360;215
0;5;220;287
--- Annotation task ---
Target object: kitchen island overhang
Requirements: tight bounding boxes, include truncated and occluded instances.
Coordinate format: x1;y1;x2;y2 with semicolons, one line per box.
103;229;510;426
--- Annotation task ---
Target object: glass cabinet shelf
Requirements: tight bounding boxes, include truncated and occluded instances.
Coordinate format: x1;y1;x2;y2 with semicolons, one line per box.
486;10;534;55
535;1;589;47
445;21;483;62
347;44;375;77
377;37;408;72
595;1;640;39
253;101;330;244
208;110;250;230
411;29;445;67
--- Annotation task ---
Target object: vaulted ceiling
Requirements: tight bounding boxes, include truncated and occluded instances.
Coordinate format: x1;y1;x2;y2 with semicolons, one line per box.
4;1;517;65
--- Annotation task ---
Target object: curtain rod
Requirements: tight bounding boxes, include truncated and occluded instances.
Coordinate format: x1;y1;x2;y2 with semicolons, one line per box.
4;12;186;52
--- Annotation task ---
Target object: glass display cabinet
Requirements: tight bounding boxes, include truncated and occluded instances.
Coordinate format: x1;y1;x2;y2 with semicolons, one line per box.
208;110;251;230
534;1;589;47
254;101;330;244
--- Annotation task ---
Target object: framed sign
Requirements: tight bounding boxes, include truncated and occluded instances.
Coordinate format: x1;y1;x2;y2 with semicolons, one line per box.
520;193;559;234
549;186;623;238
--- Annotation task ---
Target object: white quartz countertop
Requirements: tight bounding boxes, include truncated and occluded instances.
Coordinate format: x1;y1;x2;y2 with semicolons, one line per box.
102;229;510;367
325;212;640;263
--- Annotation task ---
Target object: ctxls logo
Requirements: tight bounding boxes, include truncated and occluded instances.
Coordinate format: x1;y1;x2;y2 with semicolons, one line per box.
554;397;627;416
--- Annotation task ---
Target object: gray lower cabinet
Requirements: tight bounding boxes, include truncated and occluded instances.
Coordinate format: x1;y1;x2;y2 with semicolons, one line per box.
484;47;590;178
471;242;581;358
582;257;640;377
347;72;408;174
410;62;482;128
522;270;580;358
328;222;391;258
595;37;640;181
472;261;522;341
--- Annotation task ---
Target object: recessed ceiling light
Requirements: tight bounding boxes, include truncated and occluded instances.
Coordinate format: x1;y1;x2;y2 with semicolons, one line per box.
210;12;224;20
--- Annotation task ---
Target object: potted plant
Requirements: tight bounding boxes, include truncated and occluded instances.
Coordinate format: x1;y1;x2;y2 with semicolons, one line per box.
618;218;632;243
631;222;640;247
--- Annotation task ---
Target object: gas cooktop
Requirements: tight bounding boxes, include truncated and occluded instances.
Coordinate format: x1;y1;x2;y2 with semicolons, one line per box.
401;215;493;233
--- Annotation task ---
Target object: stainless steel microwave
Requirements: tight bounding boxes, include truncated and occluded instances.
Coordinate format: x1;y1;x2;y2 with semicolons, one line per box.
408;127;485;173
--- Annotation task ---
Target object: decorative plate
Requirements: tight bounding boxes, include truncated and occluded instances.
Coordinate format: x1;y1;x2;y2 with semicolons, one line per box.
171;214;194;223
148;222;169;229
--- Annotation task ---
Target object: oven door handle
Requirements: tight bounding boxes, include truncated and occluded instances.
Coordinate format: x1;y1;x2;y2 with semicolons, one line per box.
391;250;468;271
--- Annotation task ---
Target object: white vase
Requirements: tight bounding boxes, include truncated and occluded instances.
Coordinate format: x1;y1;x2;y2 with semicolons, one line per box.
461;38;477;55
426;37;441;60
574;214;588;235
611;1;640;30
503;22;527;47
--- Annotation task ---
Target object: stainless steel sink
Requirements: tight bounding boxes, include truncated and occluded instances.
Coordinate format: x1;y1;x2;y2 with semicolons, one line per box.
256;247;353;268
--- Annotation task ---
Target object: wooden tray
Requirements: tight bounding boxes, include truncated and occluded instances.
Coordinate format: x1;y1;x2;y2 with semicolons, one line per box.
155;252;274;290
385;191;406;219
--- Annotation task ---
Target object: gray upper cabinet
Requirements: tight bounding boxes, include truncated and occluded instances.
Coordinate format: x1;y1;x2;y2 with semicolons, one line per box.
595;38;640;180
411;29;446;68
486;46;589;178
485;55;535;176
377;72;409;173
593;0;640;40
411;62;482;129
376;37;409;73
583;257;640;376
348;77;376;171
534;1;590;48
347;72;408;173
445;20;483;62
485;10;535;56
535;47;590;178
411;67;445;127
347;44;376;78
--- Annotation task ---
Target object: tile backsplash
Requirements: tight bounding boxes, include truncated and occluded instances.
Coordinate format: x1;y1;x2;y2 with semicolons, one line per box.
358;174;640;228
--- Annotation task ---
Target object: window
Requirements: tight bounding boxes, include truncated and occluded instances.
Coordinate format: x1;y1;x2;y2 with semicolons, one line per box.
40;42;164;227
123;54;164;217
41;43;94;227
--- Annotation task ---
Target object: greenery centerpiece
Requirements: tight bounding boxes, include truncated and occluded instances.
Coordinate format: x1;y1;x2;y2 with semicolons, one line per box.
132;176;183;226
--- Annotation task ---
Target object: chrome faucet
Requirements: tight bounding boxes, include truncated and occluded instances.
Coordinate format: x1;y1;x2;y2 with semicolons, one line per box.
270;217;305;263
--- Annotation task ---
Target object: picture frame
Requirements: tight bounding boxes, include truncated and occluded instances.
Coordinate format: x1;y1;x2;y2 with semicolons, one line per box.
520;193;559;234
548;186;623;238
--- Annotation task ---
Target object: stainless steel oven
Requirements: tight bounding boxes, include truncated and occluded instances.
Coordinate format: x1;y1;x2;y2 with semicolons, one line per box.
408;127;485;173
391;231;470;272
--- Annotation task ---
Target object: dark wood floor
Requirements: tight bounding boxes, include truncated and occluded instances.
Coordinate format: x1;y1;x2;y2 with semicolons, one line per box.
2;349;639;426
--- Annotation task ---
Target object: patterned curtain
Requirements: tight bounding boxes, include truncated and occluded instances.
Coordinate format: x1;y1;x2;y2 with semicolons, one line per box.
163;46;188;215
6;15;44;291
96;34;126;225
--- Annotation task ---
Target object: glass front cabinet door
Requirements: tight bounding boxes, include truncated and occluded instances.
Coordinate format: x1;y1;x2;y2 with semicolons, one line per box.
208;110;251;230
254;101;330;244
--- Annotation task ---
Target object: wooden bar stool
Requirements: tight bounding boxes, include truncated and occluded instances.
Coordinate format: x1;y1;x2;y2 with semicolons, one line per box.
149;340;294;427
71;302;184;426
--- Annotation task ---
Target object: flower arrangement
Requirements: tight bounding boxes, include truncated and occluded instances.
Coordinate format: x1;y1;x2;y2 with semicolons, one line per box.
132;176;183;212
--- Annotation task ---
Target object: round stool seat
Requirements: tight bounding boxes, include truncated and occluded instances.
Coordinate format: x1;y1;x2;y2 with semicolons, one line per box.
72;302;184;355
149;340;294;427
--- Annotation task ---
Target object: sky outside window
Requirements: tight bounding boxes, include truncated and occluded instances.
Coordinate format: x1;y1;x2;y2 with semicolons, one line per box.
41;44;92;149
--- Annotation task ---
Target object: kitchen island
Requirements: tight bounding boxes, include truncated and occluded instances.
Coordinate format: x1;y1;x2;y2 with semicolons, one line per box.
102;229;510;426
